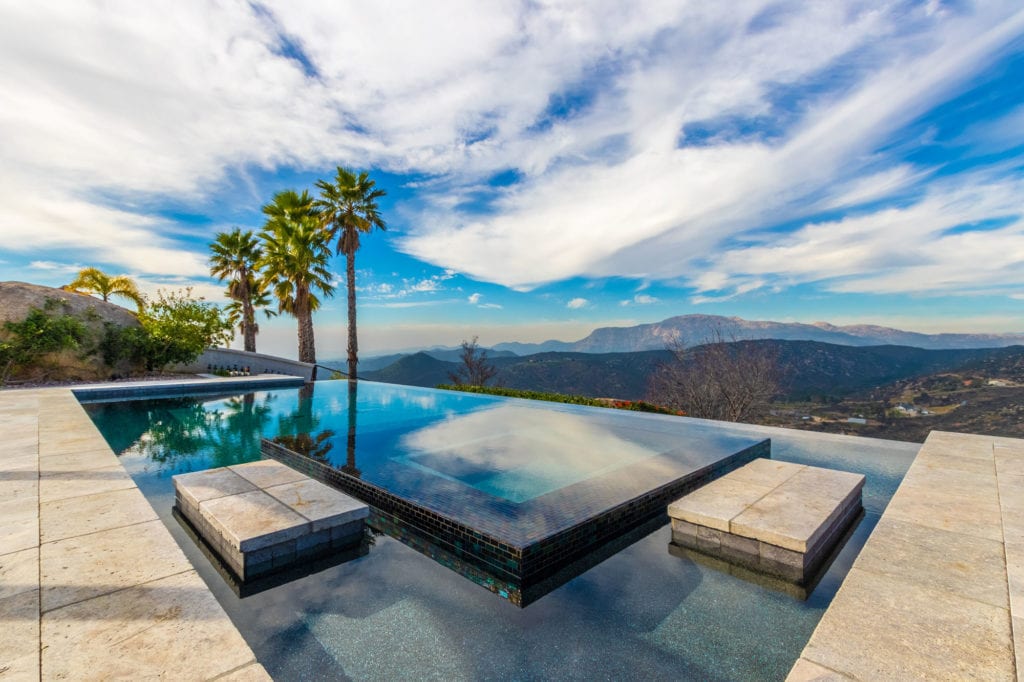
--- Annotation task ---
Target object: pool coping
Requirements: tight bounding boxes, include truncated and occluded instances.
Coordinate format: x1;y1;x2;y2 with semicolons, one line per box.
787;430;1023;680
0;376;300;681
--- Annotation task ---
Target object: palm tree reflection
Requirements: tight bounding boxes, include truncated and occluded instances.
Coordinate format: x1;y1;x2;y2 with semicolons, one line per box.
340;380;360;478
122;392;275;471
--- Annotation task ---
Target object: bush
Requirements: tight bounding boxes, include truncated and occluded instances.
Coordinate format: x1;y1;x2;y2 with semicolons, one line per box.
1;305;86;384
135;289;234;371
436;384;680;415
98;289;233;374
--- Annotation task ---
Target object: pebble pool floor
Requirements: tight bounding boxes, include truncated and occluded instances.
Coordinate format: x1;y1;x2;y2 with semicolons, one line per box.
83;385;917;681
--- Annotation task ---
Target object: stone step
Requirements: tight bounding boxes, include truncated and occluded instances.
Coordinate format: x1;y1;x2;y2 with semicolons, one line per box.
667;458;865;585
173;460;369;581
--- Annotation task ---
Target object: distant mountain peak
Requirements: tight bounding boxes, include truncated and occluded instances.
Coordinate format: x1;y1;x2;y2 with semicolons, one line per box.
493;314;1024;355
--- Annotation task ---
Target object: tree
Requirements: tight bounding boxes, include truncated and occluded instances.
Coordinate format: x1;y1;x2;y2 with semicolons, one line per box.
209;227;270;352
259;189;335;364
135;288;234;371
315;167;387;380
647;331;780;423
64;267;145;310
448;336;499;387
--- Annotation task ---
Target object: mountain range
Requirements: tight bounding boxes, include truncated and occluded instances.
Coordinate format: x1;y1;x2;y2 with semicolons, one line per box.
361;341;1024;402
489;314;1024;354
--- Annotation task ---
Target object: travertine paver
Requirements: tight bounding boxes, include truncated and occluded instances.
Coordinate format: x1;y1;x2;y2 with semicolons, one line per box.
229;458;307;489
0;547;38;601
263;476;372;532
175;467;258;509
853;517;1008;609
0;378;294;680
668;477;775;532
201;489;310;551
0;589;40;681
800;567;1014;680
39;463;136;503
38;447;119;473
40;486;158;543
42;570;261;680
41;519;194;612
724;457;805;488
0;496;39;556
881;481;1005;542
790;430;1023;681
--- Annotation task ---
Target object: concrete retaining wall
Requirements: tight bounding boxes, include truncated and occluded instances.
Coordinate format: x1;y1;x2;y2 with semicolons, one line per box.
175;348;320;381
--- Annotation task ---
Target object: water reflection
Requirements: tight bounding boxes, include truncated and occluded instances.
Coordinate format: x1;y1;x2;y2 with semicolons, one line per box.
398;404;663;503
342;381;360;478
120;392;277;471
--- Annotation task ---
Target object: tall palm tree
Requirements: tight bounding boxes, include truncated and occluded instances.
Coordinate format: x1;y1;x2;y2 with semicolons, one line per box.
64;267;145;310
258;190;334;364
315;167;386;381
208;227;268;352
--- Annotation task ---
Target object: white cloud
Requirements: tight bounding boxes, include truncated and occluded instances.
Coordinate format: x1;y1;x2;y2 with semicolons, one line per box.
621;294;661;306
398;5;1024;290
29;260;82;274
567;297;588;309
467;293;482;304
697;173;1024;297
1;0;1023;304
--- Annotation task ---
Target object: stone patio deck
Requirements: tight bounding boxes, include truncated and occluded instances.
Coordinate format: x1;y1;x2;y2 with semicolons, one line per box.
788;430;1023;681
0;377;298;681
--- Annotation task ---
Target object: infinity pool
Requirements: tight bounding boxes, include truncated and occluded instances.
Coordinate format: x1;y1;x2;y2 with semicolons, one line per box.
81;381;918;680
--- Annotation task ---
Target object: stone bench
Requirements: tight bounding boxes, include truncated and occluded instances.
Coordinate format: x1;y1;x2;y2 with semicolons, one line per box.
173;460;369;581
668;458;864;584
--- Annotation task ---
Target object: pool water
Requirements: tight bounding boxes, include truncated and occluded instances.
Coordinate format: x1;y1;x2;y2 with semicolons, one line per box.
82;381;918;681
87;380;769;586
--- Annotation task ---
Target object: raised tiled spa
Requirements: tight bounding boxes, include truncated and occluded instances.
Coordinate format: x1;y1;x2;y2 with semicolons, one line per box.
260;408;770;585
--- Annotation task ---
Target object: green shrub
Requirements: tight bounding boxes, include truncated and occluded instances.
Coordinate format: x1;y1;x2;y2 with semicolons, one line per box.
136;289;234;371
1;306;86;384
435;384;680;415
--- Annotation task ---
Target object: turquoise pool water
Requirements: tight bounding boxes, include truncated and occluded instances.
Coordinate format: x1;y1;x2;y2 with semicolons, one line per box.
82;381;918;680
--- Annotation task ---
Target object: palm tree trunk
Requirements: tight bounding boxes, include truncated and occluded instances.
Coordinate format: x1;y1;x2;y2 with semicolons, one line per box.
346;248;358;381
296;286;316;364
241;277;257;353
243;303;257;352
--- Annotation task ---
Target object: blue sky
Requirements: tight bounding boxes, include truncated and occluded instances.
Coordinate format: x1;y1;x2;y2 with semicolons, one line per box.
1;1;1022;358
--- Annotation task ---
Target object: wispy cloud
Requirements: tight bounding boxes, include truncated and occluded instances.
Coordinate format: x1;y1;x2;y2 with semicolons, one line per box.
1;0;1023;311
567;297;588;309
621;294;659;306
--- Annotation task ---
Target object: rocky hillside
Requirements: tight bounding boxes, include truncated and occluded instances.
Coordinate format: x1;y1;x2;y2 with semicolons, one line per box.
0;281;138;327
0;281;141;382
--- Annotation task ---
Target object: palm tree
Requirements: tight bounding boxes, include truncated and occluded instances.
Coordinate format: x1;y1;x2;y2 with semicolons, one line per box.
64;267;145;310
315;167;386;381
208;228;269;352
258;190;335;364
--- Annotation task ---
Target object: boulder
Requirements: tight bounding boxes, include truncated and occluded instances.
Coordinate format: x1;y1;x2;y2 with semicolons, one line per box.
0;281;142;382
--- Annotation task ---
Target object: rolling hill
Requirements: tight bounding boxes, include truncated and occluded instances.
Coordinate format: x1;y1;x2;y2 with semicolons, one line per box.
362;340;1024;402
